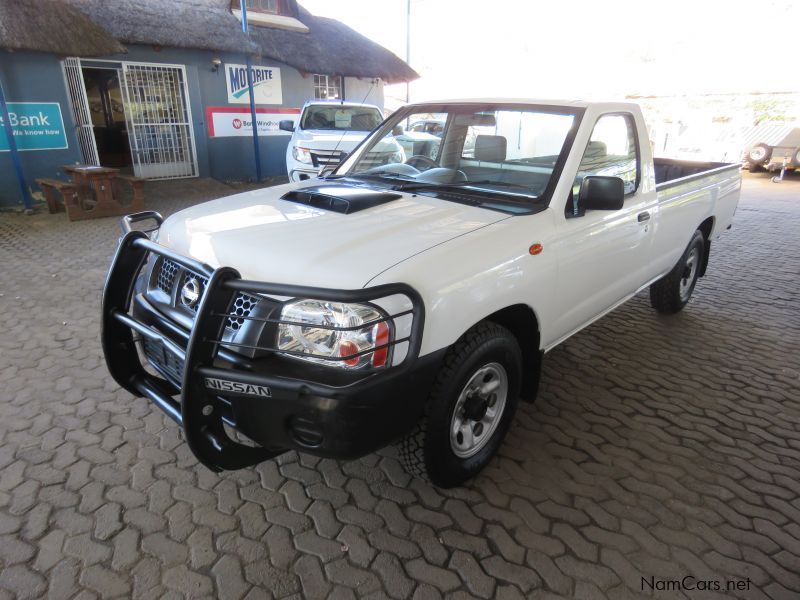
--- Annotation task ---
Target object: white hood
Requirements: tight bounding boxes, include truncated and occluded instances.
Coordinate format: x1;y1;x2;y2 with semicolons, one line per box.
293;129;369;153
157;183;509;288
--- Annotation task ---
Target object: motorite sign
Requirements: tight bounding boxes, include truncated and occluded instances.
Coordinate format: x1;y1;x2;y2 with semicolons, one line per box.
205;107;300;137
225;63;283;105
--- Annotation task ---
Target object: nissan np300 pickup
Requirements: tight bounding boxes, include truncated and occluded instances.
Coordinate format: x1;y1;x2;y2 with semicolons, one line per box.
102;99;740;487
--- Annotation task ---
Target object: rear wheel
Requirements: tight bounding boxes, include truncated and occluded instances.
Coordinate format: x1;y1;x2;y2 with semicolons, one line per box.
650;230;705;314
398;322;521;488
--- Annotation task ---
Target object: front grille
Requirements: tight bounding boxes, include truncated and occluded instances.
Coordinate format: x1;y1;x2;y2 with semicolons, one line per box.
310;149;344;167
157;258;179;293
228;293;259;331
142;338;184;384
156;258;260;331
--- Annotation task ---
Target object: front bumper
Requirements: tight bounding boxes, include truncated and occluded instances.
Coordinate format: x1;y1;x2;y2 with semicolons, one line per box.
102;224;434;471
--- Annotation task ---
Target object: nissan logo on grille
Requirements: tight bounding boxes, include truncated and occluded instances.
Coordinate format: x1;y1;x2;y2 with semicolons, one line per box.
180;278;201;308
205;377;272;398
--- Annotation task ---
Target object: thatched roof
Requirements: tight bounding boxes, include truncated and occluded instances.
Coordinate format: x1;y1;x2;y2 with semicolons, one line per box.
251;6;419;84
71;0;416;83
0;0;416;83
0;0;125;56
68;0;260;54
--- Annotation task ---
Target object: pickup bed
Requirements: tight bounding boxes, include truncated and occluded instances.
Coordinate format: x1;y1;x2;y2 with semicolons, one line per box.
102;99;740;487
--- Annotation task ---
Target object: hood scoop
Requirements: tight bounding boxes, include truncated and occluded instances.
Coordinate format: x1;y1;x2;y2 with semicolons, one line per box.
281;183;401;214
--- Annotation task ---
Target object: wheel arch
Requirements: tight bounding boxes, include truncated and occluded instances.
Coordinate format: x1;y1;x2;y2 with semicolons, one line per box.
697;216;714;277
480;304;542;403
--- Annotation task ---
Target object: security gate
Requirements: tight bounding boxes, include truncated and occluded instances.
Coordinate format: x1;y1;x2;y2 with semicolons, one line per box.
120;63;198;179
62;57;100;166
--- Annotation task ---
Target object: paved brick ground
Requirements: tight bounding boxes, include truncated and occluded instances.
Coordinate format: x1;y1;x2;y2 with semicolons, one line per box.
0;173;798;599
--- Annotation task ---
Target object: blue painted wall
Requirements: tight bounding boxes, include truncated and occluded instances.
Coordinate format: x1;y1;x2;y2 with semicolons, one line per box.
0;45;385;208
0;51;82;208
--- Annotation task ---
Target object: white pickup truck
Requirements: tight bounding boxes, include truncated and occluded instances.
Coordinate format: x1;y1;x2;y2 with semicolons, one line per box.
280;101;398;182
103;99;740;487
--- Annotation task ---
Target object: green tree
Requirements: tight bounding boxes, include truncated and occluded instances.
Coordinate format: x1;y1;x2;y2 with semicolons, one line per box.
750;98;790;125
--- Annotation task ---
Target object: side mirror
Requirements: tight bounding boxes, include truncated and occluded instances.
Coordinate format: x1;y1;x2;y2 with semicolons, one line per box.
392;125;404;136
579;176;625;211
279;120;295;132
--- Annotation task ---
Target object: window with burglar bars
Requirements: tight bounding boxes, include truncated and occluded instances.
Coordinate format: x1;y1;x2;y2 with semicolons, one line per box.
248;0;278;12
232;0;287;15
314;74;342;100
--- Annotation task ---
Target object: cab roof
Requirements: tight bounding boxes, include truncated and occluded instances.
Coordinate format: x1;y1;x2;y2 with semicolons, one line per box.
405;98;640;112
302;100;381;110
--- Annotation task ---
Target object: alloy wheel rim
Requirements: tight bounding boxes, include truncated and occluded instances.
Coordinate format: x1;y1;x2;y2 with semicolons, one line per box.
680;248;699;301
450;362;508;458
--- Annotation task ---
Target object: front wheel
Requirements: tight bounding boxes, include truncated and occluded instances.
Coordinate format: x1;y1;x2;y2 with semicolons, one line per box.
398;322;522;488
649;230;705;314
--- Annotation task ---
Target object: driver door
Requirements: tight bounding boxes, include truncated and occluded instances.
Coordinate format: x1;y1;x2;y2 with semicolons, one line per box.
549;113;656;345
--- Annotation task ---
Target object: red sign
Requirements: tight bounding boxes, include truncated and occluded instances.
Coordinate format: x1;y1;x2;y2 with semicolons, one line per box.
205;106;300;137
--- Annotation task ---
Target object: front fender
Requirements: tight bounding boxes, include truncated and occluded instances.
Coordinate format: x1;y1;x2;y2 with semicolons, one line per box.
368;209;558;357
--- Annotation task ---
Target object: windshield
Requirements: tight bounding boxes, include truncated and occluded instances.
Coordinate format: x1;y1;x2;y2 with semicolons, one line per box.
336;103;580;207
300;105;383;132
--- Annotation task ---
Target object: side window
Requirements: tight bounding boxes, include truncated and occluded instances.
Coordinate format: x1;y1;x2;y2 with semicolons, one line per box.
570;114;638;215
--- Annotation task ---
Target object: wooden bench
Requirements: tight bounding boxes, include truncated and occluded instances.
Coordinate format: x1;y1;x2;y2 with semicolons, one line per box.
35;178;78;215
113;174;146;212
40;171;147;221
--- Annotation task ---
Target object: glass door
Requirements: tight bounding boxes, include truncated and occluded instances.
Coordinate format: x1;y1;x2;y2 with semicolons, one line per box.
119;62;199;179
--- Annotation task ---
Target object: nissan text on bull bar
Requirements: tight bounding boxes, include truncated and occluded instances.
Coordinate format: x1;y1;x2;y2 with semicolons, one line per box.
102;99;741;487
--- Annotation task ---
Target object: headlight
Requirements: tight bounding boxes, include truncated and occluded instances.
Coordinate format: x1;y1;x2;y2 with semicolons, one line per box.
292;146;313;164
277;300;392;369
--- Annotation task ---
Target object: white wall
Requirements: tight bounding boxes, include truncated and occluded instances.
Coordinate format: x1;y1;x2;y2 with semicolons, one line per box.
344;77;385;111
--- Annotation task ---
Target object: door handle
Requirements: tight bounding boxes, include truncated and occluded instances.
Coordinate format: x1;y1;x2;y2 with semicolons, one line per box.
638;211;651;223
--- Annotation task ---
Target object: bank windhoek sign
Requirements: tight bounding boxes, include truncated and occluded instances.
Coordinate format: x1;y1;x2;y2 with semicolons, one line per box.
0;103;67;152
205;107;300;138
226;63;283;105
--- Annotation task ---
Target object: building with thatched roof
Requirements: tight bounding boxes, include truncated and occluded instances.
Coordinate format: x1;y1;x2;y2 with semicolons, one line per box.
0;0;417;207
0;0;126;57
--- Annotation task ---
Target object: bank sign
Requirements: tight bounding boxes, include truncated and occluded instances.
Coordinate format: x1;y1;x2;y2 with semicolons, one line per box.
206;107;300;137
226;64;283;105
0;102;68;152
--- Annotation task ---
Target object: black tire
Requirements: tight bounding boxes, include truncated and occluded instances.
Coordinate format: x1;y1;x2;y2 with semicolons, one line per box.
747;143;772;166
650;230;705;314
792;147;800;167
397;322;522;488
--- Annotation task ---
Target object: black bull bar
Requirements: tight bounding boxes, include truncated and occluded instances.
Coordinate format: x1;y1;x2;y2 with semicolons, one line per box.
101;229;425;471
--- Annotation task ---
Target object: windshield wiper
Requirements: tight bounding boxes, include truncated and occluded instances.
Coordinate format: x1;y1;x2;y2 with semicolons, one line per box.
332;172;417;184
323;175;538;205
393;180;537;198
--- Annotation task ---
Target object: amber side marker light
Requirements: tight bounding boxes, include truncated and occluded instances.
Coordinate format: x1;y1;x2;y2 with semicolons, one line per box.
529;243;543;255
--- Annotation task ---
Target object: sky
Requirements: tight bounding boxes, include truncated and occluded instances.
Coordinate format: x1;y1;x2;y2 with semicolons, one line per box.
301;0;799;104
